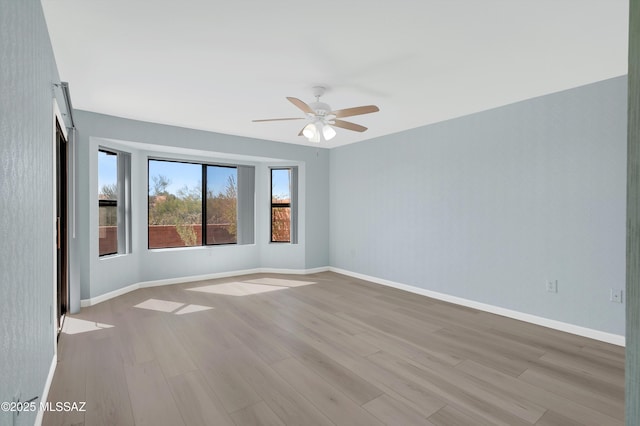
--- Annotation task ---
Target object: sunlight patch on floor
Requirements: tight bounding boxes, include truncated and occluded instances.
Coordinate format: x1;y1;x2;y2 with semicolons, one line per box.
133;298;213;315
187;278;316;296
63;317;114;335
134;298;184;313
174;304;212;315
187;282;286;296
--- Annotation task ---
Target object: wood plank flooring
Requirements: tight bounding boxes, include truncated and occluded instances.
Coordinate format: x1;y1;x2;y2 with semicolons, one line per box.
43;272;624;425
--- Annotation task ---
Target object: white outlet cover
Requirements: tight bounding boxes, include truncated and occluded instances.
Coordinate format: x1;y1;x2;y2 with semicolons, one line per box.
610;289;623;303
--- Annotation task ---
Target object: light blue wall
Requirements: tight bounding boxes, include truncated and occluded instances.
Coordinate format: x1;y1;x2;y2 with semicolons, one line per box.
330;76;628;335
0;1;70;425
73;111;330;300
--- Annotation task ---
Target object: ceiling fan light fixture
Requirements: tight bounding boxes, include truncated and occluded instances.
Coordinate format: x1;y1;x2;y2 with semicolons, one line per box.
302;122;316;139
303;122;321;142
322;124;336;141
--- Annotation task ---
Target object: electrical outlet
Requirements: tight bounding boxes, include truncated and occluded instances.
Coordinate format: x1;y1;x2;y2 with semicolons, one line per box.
546;280;558;293
610;289;623;303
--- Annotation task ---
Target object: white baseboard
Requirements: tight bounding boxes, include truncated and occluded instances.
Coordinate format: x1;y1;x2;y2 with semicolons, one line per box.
34;353;58;426
80;266;330;307
329;267;625;347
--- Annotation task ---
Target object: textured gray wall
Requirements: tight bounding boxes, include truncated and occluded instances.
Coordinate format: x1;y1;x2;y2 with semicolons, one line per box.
330;76;627;335
73;111;330;300
0;1;68;425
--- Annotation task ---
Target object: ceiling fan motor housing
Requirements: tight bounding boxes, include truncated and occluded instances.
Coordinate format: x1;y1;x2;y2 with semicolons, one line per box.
309;101;332;117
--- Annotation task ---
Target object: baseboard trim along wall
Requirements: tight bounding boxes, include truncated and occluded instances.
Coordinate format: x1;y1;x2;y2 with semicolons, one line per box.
329;267;626;347
34;354;58;426
80;266;330;307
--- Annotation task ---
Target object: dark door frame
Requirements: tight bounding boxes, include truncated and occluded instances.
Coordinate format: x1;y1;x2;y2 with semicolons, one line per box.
54;111;69;337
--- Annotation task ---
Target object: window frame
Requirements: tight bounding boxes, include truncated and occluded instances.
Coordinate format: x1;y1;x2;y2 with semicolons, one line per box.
147;158;241;249
98;148;131;257
204;163;238;246
270;167;292;243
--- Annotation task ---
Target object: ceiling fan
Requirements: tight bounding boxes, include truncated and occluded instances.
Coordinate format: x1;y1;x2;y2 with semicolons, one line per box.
253;86;379;143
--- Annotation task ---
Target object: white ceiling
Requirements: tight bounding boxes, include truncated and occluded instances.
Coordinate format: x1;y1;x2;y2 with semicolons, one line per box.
42;0;628;148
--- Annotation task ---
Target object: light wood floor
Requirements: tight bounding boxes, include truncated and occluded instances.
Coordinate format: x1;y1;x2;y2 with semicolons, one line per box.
44;272;624;426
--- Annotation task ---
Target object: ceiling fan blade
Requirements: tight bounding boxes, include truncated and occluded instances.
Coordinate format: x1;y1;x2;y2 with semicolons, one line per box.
333;119;367;132
252;117;305;122
332;105;379;118
287;97;314;114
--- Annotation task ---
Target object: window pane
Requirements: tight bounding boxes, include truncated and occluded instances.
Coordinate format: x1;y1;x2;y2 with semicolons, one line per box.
98;150;118;256
271;168;291;243
148;160;202;248
206;166;237;244
271;207;291;242
271;169;291;203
